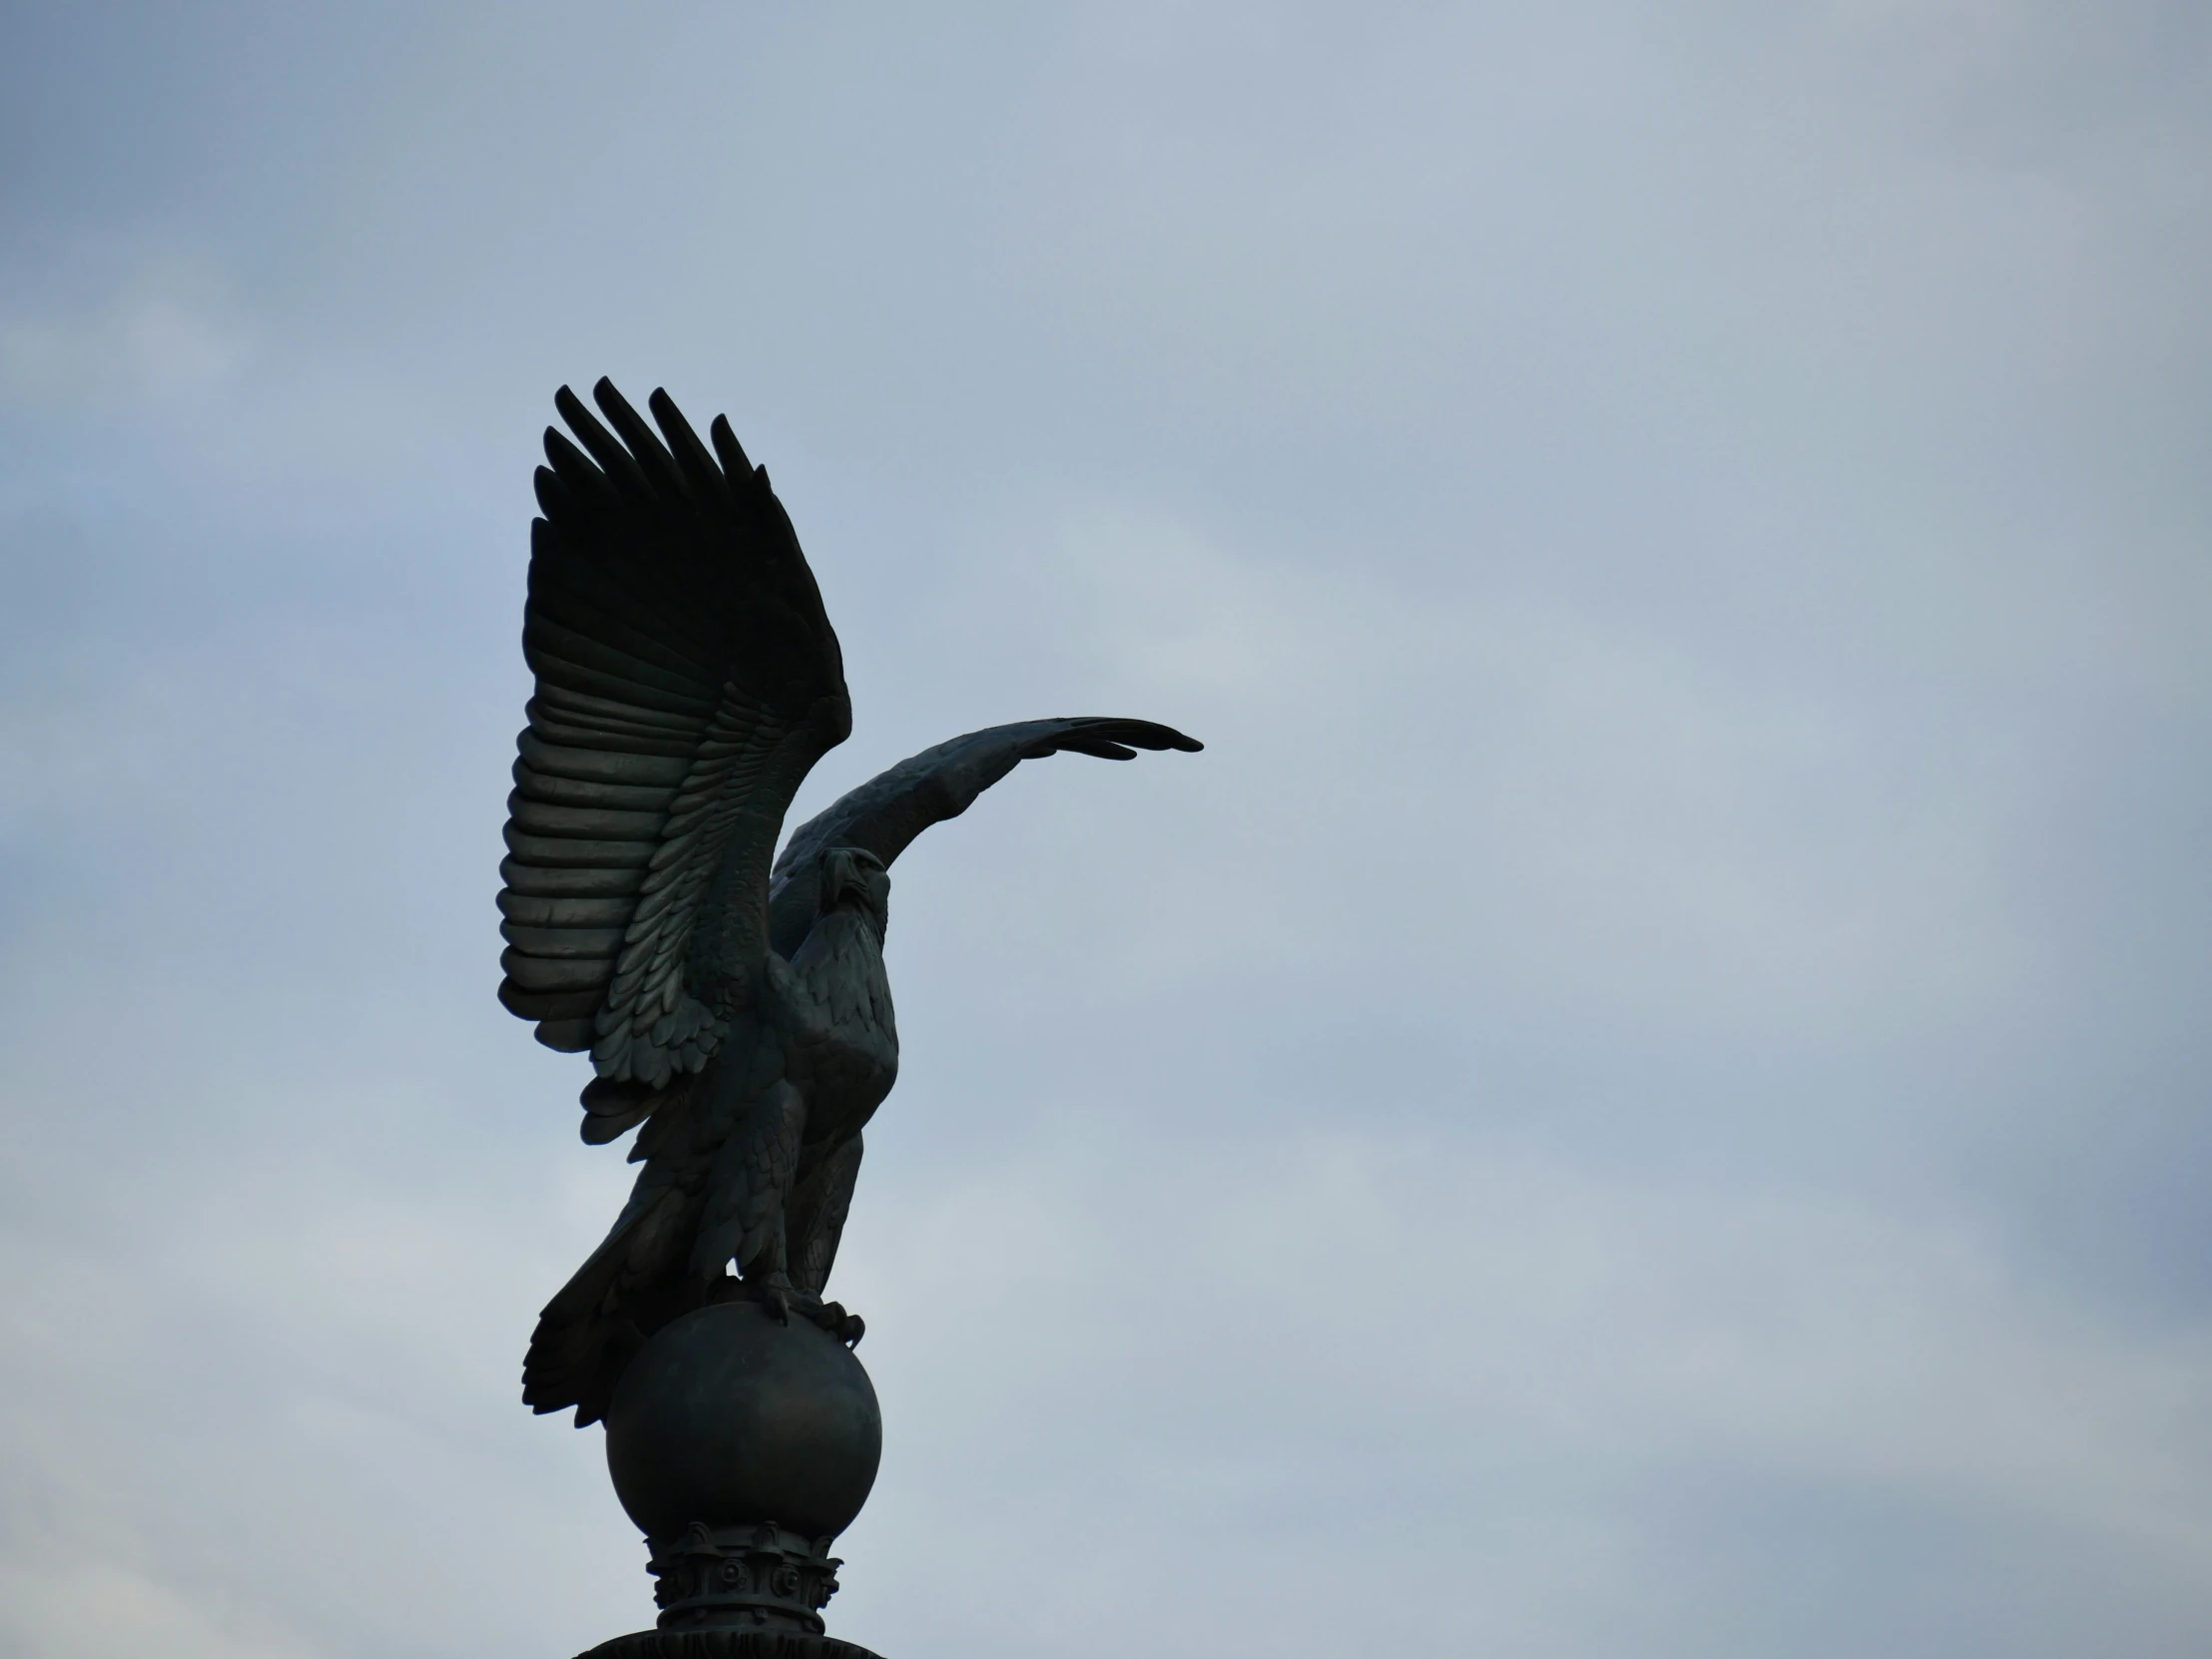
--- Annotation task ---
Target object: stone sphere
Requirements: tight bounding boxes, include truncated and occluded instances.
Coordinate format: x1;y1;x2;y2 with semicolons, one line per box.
604;1300;881;1542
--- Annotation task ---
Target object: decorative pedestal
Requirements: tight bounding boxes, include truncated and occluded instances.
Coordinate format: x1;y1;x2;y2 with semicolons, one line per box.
647;1521;844;1633
575;1633;882;1659
574;1299;884;1659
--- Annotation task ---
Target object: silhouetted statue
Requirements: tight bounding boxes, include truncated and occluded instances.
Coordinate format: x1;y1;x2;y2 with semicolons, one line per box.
495;380;1199;1656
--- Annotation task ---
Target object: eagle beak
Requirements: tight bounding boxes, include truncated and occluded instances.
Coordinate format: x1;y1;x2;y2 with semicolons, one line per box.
820;847;887;917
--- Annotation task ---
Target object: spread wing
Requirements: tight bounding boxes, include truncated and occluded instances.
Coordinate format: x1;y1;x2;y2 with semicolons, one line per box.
497;379;850;1100
767;717;1202;955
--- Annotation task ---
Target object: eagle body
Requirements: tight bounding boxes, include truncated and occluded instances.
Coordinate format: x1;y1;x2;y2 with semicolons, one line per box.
785;902;899;1153
498;379;1198;1425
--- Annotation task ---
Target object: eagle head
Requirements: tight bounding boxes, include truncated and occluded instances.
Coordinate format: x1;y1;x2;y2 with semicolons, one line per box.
819;845;890;937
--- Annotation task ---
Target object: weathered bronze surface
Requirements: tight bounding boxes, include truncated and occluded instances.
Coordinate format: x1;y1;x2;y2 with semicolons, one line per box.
497;381;1199;1653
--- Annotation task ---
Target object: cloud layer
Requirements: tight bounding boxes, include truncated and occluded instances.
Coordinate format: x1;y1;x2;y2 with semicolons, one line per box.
2;3;2208;1655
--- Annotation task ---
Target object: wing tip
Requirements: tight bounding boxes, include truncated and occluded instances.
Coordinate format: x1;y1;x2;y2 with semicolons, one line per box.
1058;717;1205;754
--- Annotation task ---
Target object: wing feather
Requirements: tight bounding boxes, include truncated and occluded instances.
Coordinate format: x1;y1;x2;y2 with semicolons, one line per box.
497;379;850;1091
768;717;1200;955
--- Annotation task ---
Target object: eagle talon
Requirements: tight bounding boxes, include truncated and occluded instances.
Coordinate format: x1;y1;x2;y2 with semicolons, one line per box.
813;1301;865;1348
754;1284;862;1345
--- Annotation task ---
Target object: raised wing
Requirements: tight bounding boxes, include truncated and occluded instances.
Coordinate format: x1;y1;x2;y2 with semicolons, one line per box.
498;379;850;1096
767;717;1201;955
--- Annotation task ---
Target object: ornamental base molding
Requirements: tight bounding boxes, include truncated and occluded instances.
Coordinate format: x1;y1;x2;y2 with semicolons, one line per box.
646;1521;845;1635
575;1633;883;1659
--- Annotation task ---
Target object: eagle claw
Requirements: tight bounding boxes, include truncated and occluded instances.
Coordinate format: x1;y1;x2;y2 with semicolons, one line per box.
754;1283;864;1348
797;1295;864;1348
815;1301;865;1349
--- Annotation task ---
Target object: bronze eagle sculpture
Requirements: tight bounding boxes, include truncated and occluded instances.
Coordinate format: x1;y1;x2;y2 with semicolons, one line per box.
497;379;1200;1426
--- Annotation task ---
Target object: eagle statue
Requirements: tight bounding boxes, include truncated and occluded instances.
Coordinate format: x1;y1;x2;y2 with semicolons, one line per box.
496;379;1200;1428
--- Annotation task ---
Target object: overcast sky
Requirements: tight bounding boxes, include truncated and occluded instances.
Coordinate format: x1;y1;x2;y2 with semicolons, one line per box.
2;3;2208;1656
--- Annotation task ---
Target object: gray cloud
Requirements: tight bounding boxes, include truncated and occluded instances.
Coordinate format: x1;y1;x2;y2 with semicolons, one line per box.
2;3;2208;1655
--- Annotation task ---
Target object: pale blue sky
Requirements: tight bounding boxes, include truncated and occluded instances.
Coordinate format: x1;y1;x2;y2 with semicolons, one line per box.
2;5;2209;1656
